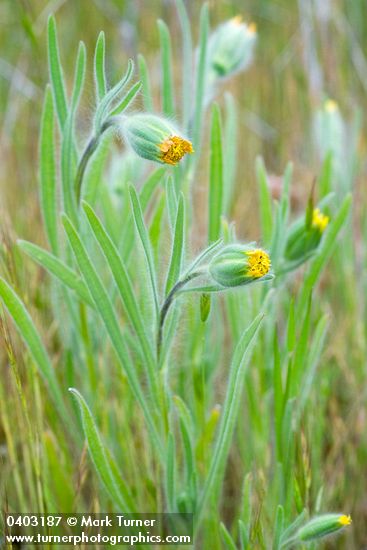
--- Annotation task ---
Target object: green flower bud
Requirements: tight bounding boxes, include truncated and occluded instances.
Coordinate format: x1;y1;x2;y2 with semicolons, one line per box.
208;244;272;288
296;514;351;542
207;16;257;81
285;208;329;262
121;114;193;165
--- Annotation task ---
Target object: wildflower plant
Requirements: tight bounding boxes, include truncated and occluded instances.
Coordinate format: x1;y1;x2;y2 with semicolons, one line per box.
0;2;357;549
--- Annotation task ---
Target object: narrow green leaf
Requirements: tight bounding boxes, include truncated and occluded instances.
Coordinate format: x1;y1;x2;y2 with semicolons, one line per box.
183;238;223;277
239;520;250;550
165;432;176;511
200;293;211;322
18;240;94;308
208;103;224;243
286;299;296;352
82;202;158;400
120;168;165;262
140;167;166;209
69;388;133;510
193;3;209;149
47;15;68;130
223;93;238;215
240;473;252;529
0;277;68;423
61;111;78;225
158;19;175;117
273;331;283;462
149;192;166;260
319;152;333;198
128;184;159;318
305;188;314;230
62;215;163;460
94;31;107;102
297;315;328;420
138;54;153;112
70;41;86;111
270;164;293;270
256;156;273;247
178;416;195;484
175;0;193;130
109;81;142;116
165;174;178;231
60;42;86;224
292;296;312;395
39;85;58;254
94;59;134;132
280;510;307;544
196;313;264;527
165;194;185;295
83;132;113;205
220;523;238;550
273;505;285;550
172;394;195;436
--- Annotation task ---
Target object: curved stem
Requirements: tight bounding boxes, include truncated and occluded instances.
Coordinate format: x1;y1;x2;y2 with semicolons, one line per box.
157;271;202;360
75;119;116;205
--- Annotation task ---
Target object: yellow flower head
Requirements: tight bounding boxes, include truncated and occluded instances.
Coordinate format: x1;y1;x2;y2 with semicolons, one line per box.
230;16;256;35
325;99;338;113
159;136;194;165
209;244;272;288
122;113;194;166
245;249;271;278
247;22;257;35
312;208;329;233
231;15;243;26
338;515;352;527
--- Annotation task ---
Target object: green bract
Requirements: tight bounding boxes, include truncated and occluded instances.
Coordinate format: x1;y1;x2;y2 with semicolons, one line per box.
208;244;272;287
285;208;329;263
120;113;193;165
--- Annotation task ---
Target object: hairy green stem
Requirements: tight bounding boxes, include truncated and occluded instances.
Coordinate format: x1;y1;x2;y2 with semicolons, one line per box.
157;271;201;359
75;119;116;204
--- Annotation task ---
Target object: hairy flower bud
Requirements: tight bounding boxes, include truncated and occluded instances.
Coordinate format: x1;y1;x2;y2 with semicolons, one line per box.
121;114;194;165
285;208;329;262
208;244;272;288
207;16;257;81
295;514;351;542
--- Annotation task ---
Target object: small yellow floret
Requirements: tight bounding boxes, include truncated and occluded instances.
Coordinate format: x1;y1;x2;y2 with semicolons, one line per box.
245;249;271;278
247;22;257;35
312;208;329;233
338;515;352;526
159;136;194;165
325;99;338;112
210;405;221;421
231;15;243;26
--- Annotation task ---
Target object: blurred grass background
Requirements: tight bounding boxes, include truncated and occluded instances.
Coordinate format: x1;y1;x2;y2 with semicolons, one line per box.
1;0;367;547
2;0;367;237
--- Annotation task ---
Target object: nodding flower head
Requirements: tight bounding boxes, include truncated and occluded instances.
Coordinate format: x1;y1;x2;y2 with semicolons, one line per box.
285;206;330;263
121;113;193;165
207;16;257;81
295;513;352;543
208;244;272;288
